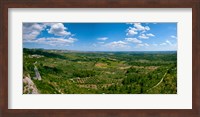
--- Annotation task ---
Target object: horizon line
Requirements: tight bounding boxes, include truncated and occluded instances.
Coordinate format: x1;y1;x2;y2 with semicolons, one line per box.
23;48;177;52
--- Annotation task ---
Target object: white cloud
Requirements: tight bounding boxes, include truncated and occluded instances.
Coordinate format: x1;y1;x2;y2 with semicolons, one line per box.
126;23;151;36
26;37;77;46
138;33;154;39
146;33;155;37
23;23;79;47
139;34;149;39
48;23;71;36
125;38;142;44
159;40;177;50
171;35;177;39
97;37;108;41
23;23;46;41
23;23;74;43
104;41;129;48
166;40;173;46
134;23;150;31
126;27;138;36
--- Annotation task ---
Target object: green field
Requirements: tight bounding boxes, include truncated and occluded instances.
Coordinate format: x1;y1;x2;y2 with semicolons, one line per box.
23;48;177;94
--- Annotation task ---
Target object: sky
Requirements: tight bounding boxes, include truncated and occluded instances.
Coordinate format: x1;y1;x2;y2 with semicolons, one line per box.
23;23;177;51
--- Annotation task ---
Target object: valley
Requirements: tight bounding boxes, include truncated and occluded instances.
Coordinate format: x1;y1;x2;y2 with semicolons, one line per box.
23;48;177;94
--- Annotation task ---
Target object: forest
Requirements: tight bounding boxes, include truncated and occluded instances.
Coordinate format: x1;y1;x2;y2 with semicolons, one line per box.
23;48;177;94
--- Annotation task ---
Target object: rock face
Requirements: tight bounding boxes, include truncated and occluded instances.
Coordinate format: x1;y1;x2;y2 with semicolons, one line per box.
23;76;39;94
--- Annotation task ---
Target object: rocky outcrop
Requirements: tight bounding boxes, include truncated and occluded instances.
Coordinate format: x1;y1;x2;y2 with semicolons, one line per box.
23;76;39;94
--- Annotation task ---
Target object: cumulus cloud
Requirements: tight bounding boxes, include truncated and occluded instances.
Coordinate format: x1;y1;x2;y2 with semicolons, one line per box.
125;38;142;44
23;23;46;41
48;23;71;36
97;37;108;41
104;41;129;48
139;34;149;39
138;33;155;39
126;23;150;36
126;27;138;36
126;23;153;37
133;23;150;31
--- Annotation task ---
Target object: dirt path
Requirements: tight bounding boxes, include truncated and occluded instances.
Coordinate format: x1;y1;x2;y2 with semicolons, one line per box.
147;69;168;92
33;62;42;80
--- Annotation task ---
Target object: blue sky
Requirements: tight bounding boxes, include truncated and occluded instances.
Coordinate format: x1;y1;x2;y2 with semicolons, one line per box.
23;23;177;51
